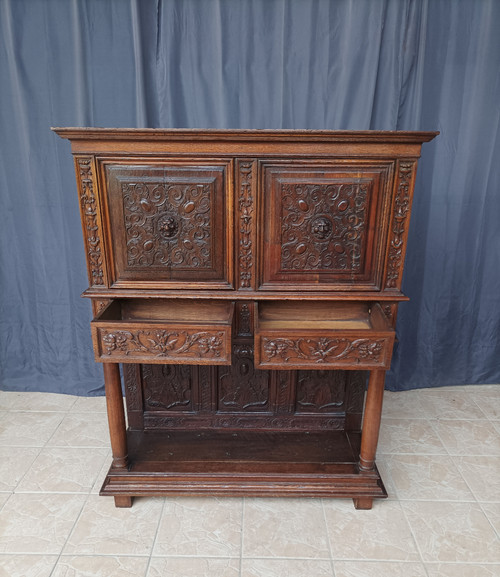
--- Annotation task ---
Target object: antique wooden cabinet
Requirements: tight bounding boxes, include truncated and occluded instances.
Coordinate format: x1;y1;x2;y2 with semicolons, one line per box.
54;128;437;509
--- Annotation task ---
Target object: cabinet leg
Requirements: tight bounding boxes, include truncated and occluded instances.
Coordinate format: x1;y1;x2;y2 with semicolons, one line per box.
114;496;133;508
353;497;373;510
103;363;128;470
359;369;385;472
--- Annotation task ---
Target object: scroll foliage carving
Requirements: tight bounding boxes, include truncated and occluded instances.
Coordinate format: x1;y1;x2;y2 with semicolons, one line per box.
122;180;213;269
280;182;369;272
99;328;226;360
78;158;104;285
385;161;414;288
238;162;254;288
261;337;386;366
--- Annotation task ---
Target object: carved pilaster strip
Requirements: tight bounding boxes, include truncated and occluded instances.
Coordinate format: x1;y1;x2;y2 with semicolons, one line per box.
385;160;417;289
75;156;107;287
237;160;256;289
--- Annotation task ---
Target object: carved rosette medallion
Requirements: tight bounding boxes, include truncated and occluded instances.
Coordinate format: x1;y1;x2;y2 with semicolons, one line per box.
385;161;415;288
98;328;226;361
260;336;388;368
238;162;254;288
280;182;369;271
122;181;213;268
78;158;105;285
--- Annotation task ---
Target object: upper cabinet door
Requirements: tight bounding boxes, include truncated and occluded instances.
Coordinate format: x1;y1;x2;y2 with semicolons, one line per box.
100;159;234;289
259;162;394;291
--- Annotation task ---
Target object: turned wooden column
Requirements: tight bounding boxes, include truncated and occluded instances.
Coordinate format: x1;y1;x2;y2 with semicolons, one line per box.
103;363;132;507
358;369;386;472
103;363;128;469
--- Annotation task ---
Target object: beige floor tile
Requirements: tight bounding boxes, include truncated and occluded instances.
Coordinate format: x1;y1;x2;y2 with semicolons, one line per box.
0;447;40;490
402;501;500;563
0;493;86;554
418;388;487;420
454;456;500;502
71;395;108;413
432;419;500;456
333;561;428;577
377;419;447;454
0;493;10;510
64;495;163;556
91;450;112;494
52;555;150;577
374;456;398;499
323;500;419;561
481;502;500;536
0;391;77;412
46;412;110;448
16;447;109;493
382;390;427;420
425;563;500;577
467;386;500;420
154;497;242;557
243;498;330;559
0;412;64;446
384;454;474;501
148;557;240;577
0;554;58;577
241;558;334;577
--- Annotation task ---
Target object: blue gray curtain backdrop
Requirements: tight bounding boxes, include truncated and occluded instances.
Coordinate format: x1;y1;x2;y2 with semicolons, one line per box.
1;0;499;395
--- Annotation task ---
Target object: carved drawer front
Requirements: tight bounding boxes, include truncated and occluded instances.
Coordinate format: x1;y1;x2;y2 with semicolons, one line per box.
255;301;394;370
91;299;234;365
102;161;233;288
260;163;393;290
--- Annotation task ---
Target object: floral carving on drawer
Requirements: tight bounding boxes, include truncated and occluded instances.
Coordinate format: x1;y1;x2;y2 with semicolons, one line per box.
259;336;389;369
97;328;227;362
280;182;369;271
122;181;213;269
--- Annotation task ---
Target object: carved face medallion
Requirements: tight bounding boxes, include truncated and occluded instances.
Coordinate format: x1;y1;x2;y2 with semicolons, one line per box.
157;214;179;239
311;216;333;240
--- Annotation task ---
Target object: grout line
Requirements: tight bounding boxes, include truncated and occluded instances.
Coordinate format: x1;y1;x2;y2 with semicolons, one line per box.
477;501;500;541
239;497;245;577
320;499;337;576
144;496;167;577
396;499;431;576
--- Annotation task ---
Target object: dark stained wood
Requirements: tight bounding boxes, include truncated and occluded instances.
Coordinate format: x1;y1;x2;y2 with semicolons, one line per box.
55;128;437;509
103;363;128;470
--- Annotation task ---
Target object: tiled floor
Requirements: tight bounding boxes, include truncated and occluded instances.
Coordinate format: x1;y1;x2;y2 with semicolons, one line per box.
0;385;499;576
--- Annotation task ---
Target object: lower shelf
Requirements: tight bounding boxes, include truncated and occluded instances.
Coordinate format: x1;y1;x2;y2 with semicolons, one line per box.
100;429;387;505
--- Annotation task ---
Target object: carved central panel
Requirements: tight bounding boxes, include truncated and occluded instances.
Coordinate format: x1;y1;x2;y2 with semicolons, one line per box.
218;344;270;411
296;370;346;413
280;181;369;272
142;364;193;411
122;180;213;269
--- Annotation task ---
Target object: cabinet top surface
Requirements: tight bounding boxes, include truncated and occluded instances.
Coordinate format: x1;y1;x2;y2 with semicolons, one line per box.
52;127;438;144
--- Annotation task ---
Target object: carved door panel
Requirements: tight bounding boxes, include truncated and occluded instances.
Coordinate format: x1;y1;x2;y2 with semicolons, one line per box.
260;162;393;290
101;160;233;288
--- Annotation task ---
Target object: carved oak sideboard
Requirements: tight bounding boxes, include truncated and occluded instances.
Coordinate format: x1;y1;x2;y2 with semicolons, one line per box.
54;128;437;509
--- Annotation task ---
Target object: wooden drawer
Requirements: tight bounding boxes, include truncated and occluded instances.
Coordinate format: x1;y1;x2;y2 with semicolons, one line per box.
255;301;394;370
91;299;234;364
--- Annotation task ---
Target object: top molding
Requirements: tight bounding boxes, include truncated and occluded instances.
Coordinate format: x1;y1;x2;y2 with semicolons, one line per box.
52;127;439;144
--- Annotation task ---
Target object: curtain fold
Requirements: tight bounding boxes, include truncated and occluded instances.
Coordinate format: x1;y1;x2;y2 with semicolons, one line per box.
1;0;499;394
